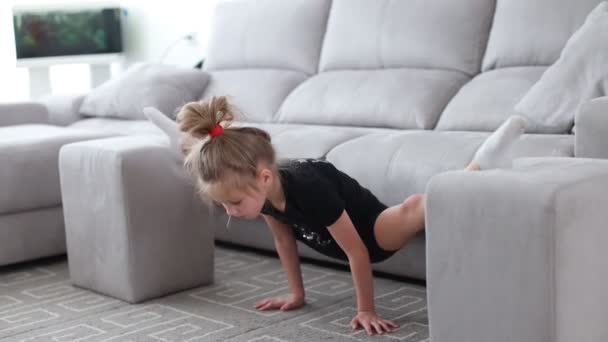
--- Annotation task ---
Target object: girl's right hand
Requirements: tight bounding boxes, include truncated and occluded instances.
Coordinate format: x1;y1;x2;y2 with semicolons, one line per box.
254;294;305;311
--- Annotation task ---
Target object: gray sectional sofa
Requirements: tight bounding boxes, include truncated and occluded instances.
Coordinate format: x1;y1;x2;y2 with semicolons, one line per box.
2;0;608;340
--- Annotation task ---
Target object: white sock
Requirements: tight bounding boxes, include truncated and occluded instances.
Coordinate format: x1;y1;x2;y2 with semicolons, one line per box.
472;115;528;169
143;107;186;162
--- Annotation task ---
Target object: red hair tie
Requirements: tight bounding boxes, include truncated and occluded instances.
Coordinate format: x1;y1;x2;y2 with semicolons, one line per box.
209;124;224;138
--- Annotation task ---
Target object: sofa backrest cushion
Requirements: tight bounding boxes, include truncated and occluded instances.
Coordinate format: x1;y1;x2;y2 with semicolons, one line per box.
204;0;331;75
277;0;495;129
202;0;331;122
436;67;547;132
319;0;496;76
482;0;606;71
278;69;469;129
201;70;307;122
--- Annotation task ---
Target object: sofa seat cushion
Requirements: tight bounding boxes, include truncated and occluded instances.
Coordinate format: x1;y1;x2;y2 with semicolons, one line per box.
277;69;469;130
0;124;113;214
326;131;574;206
69;118;165;136
436;67;547;132
233;122;391;159
69;119;388;160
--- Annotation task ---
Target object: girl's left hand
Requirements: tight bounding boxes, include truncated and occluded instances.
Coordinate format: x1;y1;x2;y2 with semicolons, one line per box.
351;311;399;336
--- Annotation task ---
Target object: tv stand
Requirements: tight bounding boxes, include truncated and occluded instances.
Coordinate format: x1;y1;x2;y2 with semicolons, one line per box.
18;53;122;99
27;66;52;100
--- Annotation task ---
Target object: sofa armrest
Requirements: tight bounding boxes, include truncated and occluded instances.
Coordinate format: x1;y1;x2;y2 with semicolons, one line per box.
0;102;48;126
425;157;608;342
575;96;608;158
38;93;87;126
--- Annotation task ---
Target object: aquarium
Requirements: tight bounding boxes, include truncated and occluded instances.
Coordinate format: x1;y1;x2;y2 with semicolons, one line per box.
13;6;123;61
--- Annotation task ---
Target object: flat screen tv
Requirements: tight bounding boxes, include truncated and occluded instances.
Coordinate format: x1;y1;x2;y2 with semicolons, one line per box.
13;4;123;66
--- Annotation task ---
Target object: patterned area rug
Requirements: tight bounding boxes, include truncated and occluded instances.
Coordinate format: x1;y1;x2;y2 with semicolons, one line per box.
0;246;428;341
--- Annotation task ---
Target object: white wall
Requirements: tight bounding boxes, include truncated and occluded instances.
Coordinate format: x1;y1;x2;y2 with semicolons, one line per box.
0;0;217;102
120;0;217;66
0;0;29;101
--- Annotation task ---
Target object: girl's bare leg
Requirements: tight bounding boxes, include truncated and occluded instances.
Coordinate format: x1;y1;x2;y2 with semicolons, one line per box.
470;115;527;170
373;160;481;251
465;161;481;171
373;193;427;252
373;115;527;251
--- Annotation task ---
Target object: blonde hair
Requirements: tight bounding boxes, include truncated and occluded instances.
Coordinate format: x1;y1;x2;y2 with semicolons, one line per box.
176;96;276;199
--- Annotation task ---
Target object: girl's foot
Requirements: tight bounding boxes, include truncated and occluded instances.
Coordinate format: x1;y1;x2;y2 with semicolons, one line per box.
143;107;186;161
471;115;527;169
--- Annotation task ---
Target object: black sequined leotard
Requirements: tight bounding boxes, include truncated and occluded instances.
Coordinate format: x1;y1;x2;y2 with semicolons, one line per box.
260;158;396;263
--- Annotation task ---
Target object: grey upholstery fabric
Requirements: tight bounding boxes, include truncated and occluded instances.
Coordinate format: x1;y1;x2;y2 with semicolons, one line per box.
201;0;330;124
0;207;65;266
326;130;573;207
0;124;114;267
204;0;330;75
278;69;469;129
39;93;86;126
319;0;495;75
59;136;215;303
69;118;164;136
201;70;308;123
508;134;574;160
0;102;48;127
437;67;547;132
80;63;209;120
514;2;608;134
0;125;113;215
575;96;608;159
482;0;606;70
232;122;389;159
426;157;608;342
70;119;384;157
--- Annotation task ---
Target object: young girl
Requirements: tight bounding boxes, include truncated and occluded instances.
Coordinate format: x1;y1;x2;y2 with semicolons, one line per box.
143;97;527;336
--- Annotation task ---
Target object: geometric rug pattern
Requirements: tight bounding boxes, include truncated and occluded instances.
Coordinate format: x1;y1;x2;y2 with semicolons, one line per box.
0;246;428;341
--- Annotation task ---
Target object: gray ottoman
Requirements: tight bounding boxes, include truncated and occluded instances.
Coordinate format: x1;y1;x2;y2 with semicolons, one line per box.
0;124;113;266
59;135;214;303
426;157;608;342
